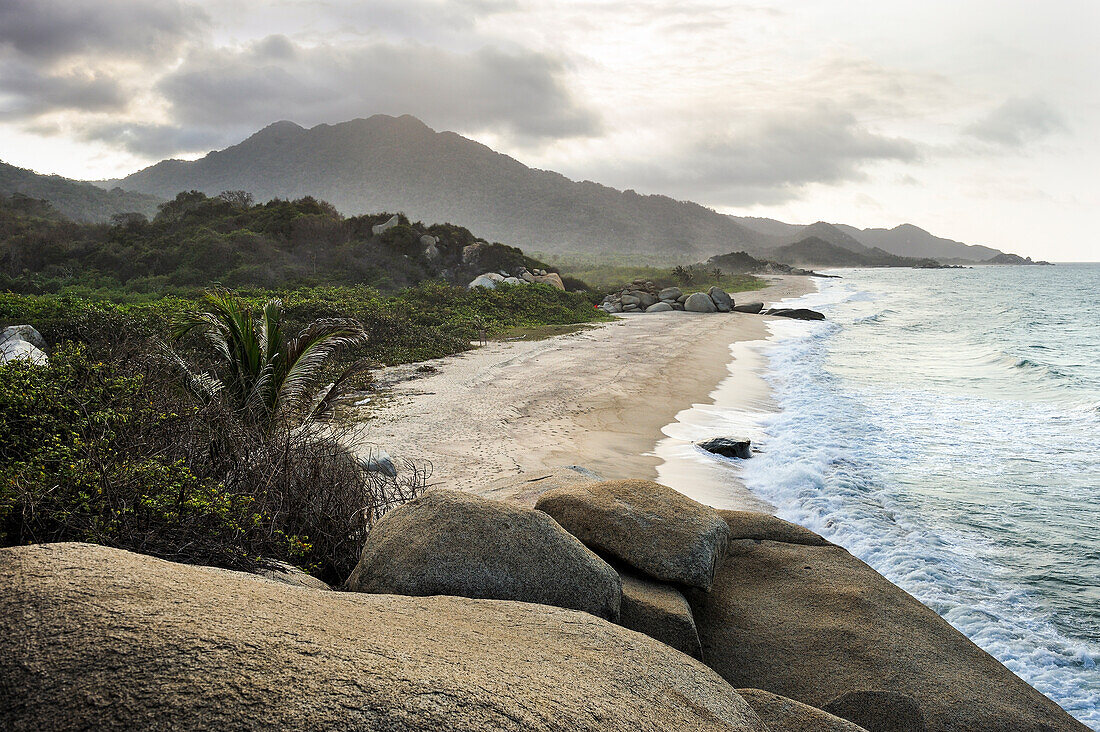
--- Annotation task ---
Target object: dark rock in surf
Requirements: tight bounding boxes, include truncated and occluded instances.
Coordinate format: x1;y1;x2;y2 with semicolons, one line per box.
764;308;825;321
697;438;752;460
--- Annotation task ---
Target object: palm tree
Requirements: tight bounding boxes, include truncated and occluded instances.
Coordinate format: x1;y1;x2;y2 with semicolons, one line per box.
171;291;371;430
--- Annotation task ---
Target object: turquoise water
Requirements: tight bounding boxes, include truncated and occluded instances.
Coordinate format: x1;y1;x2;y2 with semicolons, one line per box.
738;265;1100;728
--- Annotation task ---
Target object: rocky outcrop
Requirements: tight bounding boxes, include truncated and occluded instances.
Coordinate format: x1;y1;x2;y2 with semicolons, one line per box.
697;437;752;459
684;291;718;313
346;489;622;620
618;569;702;659
468;266;565;291
719;510;831;547
371;213;399;236
764;307;825;321
535;479;730;591
688;514;1090;732
1;543;769;732
0;325;47;365
646;301;673;313
737;689;868;732
260;560;332;590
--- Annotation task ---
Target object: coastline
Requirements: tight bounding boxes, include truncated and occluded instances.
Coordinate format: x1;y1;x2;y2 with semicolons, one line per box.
350;275;814;499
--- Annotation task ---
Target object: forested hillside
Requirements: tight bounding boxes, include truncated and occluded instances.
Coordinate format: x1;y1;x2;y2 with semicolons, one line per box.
1;161;162;223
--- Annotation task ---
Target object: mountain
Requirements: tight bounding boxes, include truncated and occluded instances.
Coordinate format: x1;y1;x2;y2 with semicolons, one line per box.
0;161;162;223
731;217;1005;262
770;236;930;268
117;115;773;259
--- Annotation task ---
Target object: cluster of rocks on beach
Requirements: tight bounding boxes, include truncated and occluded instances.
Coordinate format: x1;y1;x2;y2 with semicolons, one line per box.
467;266;566;291
2;471;1087;731
599;279;825;321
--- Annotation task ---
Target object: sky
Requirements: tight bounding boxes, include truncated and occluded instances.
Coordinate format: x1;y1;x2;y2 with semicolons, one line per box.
1;0;1097;261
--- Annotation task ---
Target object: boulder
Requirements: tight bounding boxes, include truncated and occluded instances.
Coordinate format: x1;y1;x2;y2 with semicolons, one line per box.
600;302;623;314
362;449;397;477
719;510;831;547
1;324;47;351
618;570;702;659
533;272;566;290
521;270;537;283
697;437;752;460
737;689;868;732
764;308;825;321
732;302;764;314
659;287;683;301
461;242;482;264
646;302;674;313
708;287;733;312
347;489;622;620
623;304;640;312
371;214;399;236
621;294;641;307
0;543;770;732
677;293;689;303
501;277;524;285
688;516;1090;732
535;479;730;591
468;274;499;290
636;292;658;308
684;292;718;313
822;691;927;732
672;303;685;311
0;337;47;365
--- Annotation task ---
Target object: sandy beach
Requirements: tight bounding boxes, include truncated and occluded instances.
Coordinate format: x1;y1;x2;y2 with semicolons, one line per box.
351;275;814;506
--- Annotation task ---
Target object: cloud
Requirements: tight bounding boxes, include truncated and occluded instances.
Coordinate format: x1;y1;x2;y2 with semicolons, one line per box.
0;0;208;61
965;96;1068;147
78;122;226;157
0;58;128;117
581;105;919;206
155;35;600;142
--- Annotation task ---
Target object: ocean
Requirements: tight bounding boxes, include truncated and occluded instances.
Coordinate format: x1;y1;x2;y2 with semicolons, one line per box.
660;264;1100;729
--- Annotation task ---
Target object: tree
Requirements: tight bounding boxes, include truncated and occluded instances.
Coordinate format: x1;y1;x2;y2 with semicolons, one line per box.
712;267;723;284
171;291;373;431
671;265;694;286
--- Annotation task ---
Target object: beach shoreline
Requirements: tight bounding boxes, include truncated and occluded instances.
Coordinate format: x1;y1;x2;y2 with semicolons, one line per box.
351;275;814;504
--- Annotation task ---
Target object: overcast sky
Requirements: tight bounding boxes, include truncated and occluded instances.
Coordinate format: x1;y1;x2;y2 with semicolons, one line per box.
1;0;1097;260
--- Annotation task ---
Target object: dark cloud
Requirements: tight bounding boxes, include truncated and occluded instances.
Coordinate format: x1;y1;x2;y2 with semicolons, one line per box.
581;106;919;206
0;58;128;117
965;96;1067;147
155;35;600;141
78;122;227;157
0;0;207;61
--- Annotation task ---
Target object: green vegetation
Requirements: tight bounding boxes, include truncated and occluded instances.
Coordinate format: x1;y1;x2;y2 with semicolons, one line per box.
0;190;557;296
539;252;766;295
1;161;162;223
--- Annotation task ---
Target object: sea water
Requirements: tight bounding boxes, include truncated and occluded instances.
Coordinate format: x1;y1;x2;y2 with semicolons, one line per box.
660;264;1100;729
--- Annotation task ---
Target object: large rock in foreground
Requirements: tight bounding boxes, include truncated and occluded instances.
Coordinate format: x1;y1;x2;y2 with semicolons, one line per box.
0;543;769;732
347;489;621;620
737;689;868;732
689;516;1088;732
618;570;702;659
536;479;730;591
684;291;718;313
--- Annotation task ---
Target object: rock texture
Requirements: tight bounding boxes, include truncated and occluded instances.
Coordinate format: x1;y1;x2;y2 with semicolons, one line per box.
737;689;868;732
346;489;622;620
719;510;831;547
732;302;764;314
822;690;927;732
1;324;47;350
618;570;702;659
689;514;1089;732
536;479;730;591
1;543;770;732
371;213;399;235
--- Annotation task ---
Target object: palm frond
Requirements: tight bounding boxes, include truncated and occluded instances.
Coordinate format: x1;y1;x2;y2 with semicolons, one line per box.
302;357;379;423
277;319;367;417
